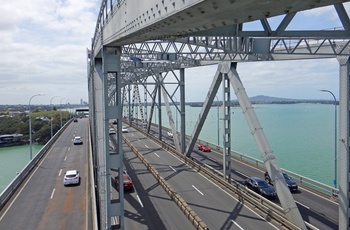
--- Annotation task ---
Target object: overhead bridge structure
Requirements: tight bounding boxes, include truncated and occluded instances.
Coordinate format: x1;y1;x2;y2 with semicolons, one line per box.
88;0;350;229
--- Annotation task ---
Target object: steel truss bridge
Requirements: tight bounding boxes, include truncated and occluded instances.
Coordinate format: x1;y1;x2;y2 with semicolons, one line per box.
88;0;350;229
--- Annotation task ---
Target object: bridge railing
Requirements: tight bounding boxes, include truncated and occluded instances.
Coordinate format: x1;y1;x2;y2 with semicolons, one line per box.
0;120;72;211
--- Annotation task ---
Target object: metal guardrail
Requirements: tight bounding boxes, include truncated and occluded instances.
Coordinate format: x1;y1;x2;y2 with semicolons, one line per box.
131;124;304;229
0;120;72;211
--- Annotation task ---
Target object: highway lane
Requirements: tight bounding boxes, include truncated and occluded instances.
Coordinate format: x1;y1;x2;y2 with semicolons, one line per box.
149;126;339;229
133;123;339;229
0;118;91;230
123;127;277;230
190;148;339;230
109;133;195;229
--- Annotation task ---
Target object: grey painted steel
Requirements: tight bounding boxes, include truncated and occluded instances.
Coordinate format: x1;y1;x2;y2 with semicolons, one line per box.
161;85;181;151
180;68;186;154
225;62;306;229
338;56;350;230
96;0;349;48
90;1;350;228
185;68;222;157
222;72;232;182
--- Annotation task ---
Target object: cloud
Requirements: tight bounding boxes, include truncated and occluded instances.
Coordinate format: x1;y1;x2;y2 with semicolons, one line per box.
0;1;346;105
0;0;98;105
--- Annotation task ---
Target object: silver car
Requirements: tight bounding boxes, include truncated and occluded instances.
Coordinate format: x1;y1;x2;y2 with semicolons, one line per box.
63;170;80;186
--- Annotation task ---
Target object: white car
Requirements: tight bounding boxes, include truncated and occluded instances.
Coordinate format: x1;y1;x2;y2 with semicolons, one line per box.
167;131;173;138
122;126;128;133
73;136;83;145
109;128;116;134
63;170;80;186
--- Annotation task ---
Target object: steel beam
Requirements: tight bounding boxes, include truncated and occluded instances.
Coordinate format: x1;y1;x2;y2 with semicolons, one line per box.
225;62;306;229
338;56;350;229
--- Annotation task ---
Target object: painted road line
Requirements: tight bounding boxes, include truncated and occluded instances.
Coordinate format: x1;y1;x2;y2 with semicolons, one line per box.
154;153;160;157
169;166;177;172
137;195;144;208
192;185;204;195
50;188;55;199
231;220;244;230
58;169;62;176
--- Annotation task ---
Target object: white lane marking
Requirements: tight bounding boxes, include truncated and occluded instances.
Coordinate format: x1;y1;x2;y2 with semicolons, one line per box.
192;185;204;195
67;147;70;152
50;188;55;199
295;200;310;209
154;153;160;157
231;220;244;230
137;195;144;208
64;156;67;161
59;169;62;176
169;166;177;172
145;144;149;148
131;133;135;136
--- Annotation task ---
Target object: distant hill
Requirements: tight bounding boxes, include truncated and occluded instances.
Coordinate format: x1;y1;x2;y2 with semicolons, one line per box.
249;95;296;102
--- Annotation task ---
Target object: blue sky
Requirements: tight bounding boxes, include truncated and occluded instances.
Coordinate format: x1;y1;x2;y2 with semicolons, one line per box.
0;1;348;104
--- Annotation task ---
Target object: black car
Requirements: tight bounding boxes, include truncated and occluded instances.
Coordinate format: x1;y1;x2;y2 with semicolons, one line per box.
264;171;298;192
245;176;277;199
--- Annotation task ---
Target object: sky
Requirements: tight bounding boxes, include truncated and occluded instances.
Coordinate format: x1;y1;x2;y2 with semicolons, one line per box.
0;1;349;105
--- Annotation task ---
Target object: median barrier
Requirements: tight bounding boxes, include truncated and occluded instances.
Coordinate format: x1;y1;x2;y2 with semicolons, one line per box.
0;119;73;211
123;136;208;230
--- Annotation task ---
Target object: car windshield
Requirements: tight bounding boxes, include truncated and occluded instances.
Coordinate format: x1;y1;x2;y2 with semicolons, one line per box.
283;173;291;180
257;181;269;188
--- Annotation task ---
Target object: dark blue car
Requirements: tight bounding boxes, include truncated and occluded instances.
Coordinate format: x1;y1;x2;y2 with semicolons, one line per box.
245;176;277;199
264;171;298;192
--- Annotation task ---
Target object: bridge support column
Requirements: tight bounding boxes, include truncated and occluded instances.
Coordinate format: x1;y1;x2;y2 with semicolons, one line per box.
93;46;123;230
222;68;232;182
338;56;350;229
225;62;306;229
180;68;186;154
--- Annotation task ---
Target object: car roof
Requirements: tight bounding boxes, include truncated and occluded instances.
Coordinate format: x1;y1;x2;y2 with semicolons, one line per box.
66;170;78;175
74;136;81;139
249;176;265;182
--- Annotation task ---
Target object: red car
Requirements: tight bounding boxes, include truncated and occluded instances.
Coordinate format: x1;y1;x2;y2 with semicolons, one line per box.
116;173;134;191
198;144;211;152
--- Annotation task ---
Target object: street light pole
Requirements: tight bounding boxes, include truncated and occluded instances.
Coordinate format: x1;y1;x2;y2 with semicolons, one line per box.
50;96;59;138
320;89;337;188
59;97;66;128
29;93;45;160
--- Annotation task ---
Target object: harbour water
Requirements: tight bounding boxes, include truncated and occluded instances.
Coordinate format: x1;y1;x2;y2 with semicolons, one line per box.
0;103;337;194
0;145;43;193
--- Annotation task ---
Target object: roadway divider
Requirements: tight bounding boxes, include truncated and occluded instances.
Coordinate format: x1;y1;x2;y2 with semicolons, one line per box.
122;136;209;230
131;124;314;230
0;119;73;211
